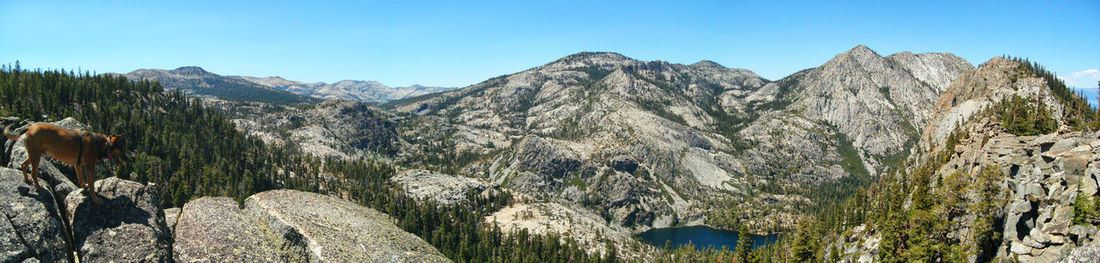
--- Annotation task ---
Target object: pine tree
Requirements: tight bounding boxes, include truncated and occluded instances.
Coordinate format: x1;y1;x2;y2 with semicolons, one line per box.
735;224;754;262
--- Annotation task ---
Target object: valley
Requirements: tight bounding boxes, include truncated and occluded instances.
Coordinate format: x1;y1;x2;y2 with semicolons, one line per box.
192;45;975;235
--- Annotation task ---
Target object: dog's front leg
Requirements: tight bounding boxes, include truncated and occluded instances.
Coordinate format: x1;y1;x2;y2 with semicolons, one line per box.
74;164;86;190
83;164;102;204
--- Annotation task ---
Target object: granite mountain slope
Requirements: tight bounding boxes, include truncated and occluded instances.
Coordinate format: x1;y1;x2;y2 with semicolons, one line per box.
385;46;973;231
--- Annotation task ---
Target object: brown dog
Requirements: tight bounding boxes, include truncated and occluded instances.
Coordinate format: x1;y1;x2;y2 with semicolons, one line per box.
5;122;126;204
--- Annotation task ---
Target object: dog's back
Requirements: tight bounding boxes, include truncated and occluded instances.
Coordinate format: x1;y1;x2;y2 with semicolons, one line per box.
14;123;86;165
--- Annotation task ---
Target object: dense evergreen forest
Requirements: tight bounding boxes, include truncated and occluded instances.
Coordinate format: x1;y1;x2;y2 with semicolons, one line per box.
0;63;614;263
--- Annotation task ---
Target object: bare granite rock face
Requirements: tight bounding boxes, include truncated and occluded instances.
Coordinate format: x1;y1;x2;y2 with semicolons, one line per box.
244;189;451;263
1062;245;1100;263
0;167;70;263
790;45;958;158
173;197;286;262
64;177;172;263
173;191;455;263
486;202;655;261
391;169;491;205
163;207;180;233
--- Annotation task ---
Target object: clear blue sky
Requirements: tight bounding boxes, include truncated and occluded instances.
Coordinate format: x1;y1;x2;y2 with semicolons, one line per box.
2;0;1098;91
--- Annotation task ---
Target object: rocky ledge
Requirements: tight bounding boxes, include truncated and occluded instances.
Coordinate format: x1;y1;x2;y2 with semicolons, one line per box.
175;190;451;262
1;168;453;263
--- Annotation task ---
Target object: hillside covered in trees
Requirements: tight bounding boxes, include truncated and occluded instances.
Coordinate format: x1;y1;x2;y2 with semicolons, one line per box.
0;64;617;263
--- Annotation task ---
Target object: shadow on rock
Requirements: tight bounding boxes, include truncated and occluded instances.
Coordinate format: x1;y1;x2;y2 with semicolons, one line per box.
64;177;172;263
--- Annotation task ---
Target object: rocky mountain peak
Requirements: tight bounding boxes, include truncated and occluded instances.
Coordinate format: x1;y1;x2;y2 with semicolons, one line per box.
690;60;726;69
561;51;630;60
173;66;211;75
546;52;636;69
823;45;884;67
847;44;876;55
979;56;1016;68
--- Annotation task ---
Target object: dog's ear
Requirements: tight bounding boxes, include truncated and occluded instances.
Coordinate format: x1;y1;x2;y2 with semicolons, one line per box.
108;135;131;162
108;135;123;147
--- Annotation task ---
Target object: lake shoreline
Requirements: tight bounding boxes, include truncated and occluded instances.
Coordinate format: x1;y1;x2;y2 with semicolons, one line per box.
635;225;780;251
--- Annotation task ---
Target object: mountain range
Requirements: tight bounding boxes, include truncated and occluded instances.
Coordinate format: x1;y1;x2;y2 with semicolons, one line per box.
378;46;974;231
118;67;455;104
10;44;1100;261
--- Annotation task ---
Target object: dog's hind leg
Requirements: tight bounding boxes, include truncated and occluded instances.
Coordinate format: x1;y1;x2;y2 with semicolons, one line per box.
25;149;42;189
19;157;31;184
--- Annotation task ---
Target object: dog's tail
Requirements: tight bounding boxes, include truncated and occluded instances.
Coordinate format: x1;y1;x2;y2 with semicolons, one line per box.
3;123;28;141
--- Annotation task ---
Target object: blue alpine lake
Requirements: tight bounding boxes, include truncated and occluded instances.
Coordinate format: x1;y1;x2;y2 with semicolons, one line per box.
636;225;779;250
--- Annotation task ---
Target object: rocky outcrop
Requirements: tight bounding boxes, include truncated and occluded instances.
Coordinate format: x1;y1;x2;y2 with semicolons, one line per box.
173;197;284;262
173;190;454;262
210;99;400;160
243;189;451;262
391;169;492;205
824;56;1100;262
64;177;172;263
921;57;1066;151
4;170;454;263
940;124;1099;261
486;202;653;261
0;168;70;263
826;119;1100;262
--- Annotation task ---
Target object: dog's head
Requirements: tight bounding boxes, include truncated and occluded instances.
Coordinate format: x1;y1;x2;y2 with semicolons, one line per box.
106;136;132;164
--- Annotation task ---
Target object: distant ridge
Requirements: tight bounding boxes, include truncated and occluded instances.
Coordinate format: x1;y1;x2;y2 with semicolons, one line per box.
238;76;456;103
117;67;455;103
119;67;319;104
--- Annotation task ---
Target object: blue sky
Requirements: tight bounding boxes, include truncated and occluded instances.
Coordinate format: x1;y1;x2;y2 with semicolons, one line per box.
2;0;1098;93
